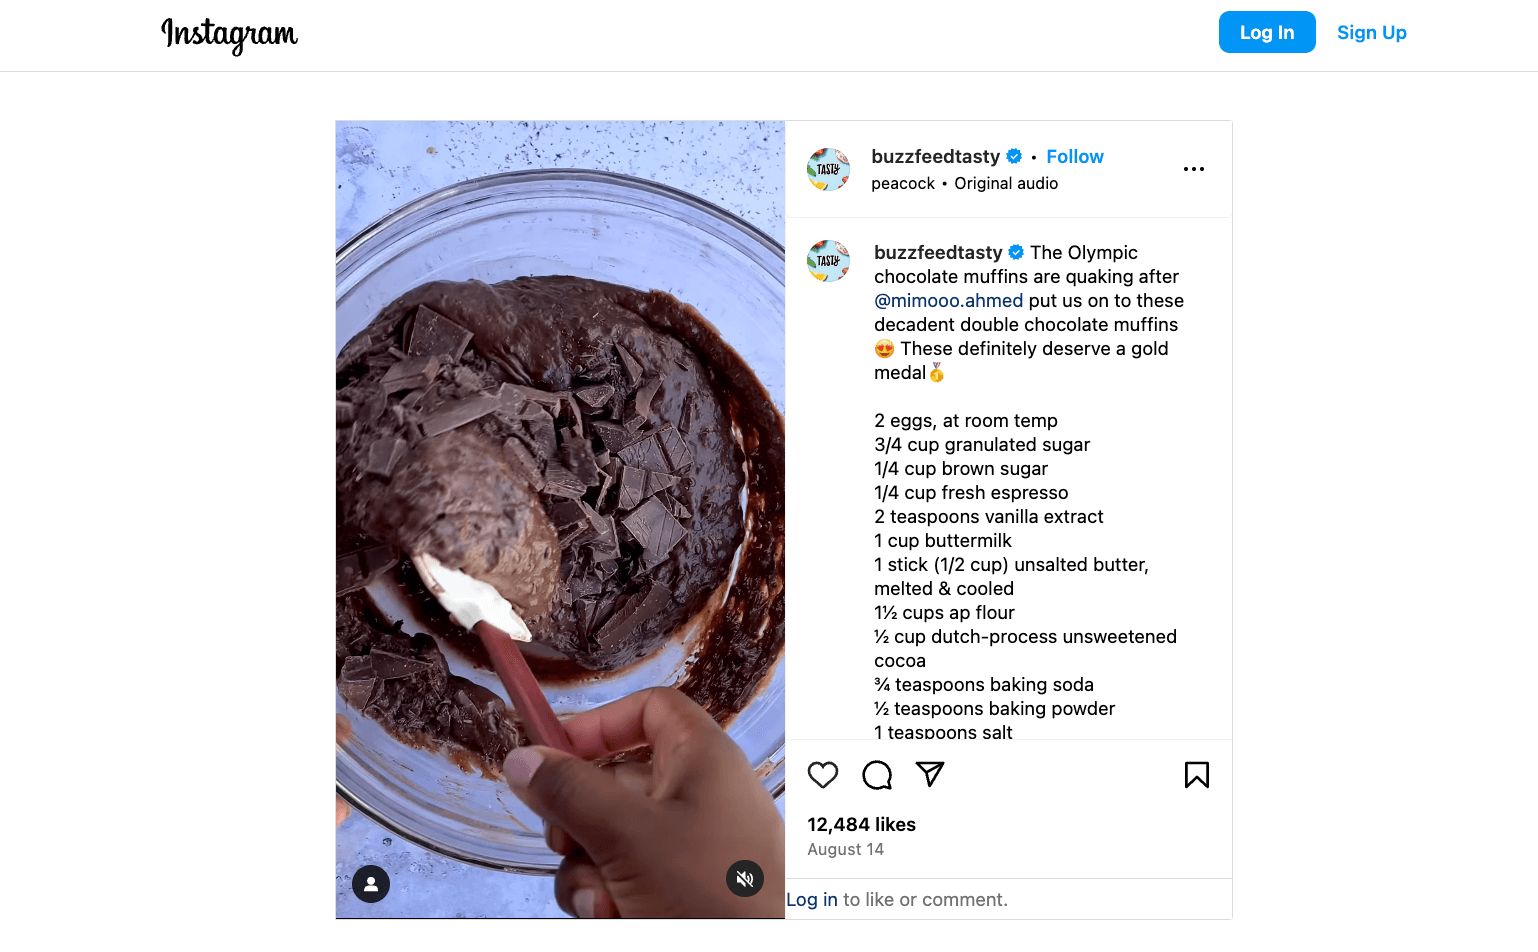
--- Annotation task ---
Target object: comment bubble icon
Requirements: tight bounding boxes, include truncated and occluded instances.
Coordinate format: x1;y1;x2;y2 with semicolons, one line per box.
862;760;893;790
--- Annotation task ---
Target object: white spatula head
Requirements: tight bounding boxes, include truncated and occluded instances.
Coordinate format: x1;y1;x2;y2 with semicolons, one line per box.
410;551;533;642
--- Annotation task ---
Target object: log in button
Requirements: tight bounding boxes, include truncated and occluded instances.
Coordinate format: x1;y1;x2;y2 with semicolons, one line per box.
1218;12;1317;53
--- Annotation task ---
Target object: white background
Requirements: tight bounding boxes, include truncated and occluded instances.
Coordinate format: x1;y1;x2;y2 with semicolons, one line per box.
1;1;1533;946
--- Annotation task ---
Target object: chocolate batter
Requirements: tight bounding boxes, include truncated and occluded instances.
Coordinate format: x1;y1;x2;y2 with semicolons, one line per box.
336;276;784;772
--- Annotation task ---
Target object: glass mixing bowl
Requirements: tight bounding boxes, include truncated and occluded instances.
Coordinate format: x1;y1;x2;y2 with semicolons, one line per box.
336;170;786;873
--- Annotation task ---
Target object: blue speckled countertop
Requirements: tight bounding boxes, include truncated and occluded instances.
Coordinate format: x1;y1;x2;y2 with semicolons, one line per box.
335;120;784;918
337;120;784;249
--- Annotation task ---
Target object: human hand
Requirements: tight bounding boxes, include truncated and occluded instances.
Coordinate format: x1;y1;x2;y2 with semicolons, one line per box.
503;687;784;918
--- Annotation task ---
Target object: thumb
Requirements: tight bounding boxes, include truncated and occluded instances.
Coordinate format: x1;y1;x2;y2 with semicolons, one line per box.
504;746;644;862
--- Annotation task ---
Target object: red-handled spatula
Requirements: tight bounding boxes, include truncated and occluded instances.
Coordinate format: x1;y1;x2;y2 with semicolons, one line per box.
410;552;575;755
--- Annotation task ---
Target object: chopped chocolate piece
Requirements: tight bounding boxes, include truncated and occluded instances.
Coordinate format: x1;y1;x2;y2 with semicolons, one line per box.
594;468;615;508
617;434;669;472
559;522;594;549
420;390;500;437
491;387;527;418
628;377;662;422
594;449;611;469
621;497;688;569
368;650;431;680
646;470;680;495
588;516;621;560
399;388;427;410
523;414;558;459
336;400;356;425
340;655;375;683
570;574;602;600
447;685;511;753
492;384;553;423
589;590;619;634
365;437;408;478
589;420;633;453
415;638;451;694
337;676;376;709
548;499;588;533
381;354;443;393
615;343;643;386
561;395;584;438
594;559;618;579
617;465;646;510
582;505;620;557
542;463;587;500
400;690;428;722
407;305;474;362
363;688;399;721
387;345;409;360
577;500;608;536
646;521;688;566
664;495;692;521
576;384;614;409
593;581;673;650
513;405;554;441
606;388;627;421
501;437;545;491
560;433;601;486
574;597;599;633
448;688;478;727
496;382;566;410
621;497;686;555
656;424;693;472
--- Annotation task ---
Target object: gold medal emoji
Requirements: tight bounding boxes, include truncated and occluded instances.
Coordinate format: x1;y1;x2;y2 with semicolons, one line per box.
930;361;944;382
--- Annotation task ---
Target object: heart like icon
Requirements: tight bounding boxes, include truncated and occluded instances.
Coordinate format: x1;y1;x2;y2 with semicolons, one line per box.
807;761;839;789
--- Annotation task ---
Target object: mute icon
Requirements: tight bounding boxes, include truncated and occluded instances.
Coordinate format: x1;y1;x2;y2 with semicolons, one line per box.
726;859;765;898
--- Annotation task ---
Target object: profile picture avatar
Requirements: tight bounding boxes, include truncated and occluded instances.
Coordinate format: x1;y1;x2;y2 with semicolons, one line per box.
351;865;390;903
807;240;851;282
807;148;851;190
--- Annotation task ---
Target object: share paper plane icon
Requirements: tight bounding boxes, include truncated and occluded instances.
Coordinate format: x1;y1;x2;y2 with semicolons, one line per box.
916;761;945;788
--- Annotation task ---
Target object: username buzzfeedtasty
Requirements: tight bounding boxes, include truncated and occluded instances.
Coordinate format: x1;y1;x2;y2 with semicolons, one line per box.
785;121;1232;918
